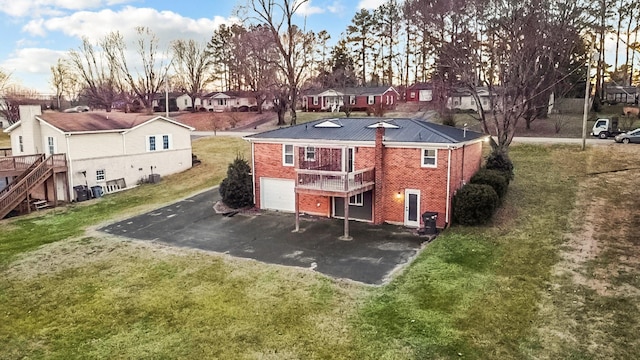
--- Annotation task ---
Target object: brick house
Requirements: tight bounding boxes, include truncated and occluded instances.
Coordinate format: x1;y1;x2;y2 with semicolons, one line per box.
302;87;399;112
245;118;487;237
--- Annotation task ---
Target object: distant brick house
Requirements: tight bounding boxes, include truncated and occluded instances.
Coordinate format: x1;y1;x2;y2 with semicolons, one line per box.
405;82;435;102
245;118;487;236
302;87;399;112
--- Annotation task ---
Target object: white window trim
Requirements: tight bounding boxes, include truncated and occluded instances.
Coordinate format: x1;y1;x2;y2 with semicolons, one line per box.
305;146;316;161
96;169;106;182
421;148;437;168
350;95;356;105
162;134;172;150
18;135;24;153
146;134;172;152
349;193;363;206
283;144;294;166
47;136;56;155
367;95;375;105
313;96;318;105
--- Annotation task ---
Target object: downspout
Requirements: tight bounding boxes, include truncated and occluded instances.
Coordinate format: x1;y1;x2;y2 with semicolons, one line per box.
66;134;73;202
251;141;256;205
445;147;452;227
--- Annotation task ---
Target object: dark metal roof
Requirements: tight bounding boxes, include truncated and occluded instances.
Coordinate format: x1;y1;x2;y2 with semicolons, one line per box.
303;86;398;97
246;118;486;144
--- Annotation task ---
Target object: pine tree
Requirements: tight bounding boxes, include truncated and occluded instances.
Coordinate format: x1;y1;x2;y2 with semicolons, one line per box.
219;156;254;209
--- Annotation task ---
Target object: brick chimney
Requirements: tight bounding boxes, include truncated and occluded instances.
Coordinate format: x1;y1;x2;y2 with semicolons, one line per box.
373;125;385;224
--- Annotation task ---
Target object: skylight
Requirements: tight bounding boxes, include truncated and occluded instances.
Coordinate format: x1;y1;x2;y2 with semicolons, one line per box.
367;121;399;129
314;120;343;128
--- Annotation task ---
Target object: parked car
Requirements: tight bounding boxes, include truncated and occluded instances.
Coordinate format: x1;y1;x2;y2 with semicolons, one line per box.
614;128;640;144
63;105;90;113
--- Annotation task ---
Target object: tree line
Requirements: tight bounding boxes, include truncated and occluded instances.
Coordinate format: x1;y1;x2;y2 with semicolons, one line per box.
1;0;639;151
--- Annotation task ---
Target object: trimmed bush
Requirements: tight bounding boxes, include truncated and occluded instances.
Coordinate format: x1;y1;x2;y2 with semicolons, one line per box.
219;155;254;209
453;183;499;226
485;150;514;182
470;168;509;199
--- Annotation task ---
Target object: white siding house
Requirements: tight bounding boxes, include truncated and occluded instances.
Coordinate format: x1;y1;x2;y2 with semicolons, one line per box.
5;105;194;201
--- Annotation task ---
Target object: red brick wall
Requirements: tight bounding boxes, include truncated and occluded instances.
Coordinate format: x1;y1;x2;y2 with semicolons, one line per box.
252;140;484;228
253;143;296;209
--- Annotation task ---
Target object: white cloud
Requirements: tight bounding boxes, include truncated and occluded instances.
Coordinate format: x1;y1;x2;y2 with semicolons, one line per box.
327;1;346;14
0;0;134;18
357;0;387;10
1;48;65;74
22;6;233;45
297;1;325;16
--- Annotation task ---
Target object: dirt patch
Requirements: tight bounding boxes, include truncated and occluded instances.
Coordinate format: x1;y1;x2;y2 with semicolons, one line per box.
174;111;276;131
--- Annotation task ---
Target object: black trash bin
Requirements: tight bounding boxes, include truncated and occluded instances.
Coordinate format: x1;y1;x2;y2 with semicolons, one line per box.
421;211;438;235
91;186;103;198
73;185;89;202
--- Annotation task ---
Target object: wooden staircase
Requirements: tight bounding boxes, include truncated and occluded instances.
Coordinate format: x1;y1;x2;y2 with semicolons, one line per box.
0;154;68;219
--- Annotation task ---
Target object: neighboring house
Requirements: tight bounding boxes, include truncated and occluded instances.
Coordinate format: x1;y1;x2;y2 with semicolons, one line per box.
604;85;638;104
405;82;435;102
447;87;498;112
152;92;202;111
4;105;194;204
245;118;487;235
302;87;400;112
201;91;269;112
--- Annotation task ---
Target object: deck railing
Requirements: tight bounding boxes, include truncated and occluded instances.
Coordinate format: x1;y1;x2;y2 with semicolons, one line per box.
0;154;68;219
0;154;43;173
296;167;375;193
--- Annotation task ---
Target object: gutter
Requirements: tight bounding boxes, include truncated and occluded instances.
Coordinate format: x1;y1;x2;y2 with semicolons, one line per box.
445;148;452;227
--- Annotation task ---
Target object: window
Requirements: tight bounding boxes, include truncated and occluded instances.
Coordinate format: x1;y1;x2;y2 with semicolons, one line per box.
147;135;170;152
350;96;356;105
162;135;170;150
367;95;375;105
217;99;227;106
313;96;318;105
283;144;294;166
18;136;23;153
305;146;315;161
422;149;437;168
349;193;363;206
96;169;105;182
47;137;55;155
184;99;188;106
410;92;415;99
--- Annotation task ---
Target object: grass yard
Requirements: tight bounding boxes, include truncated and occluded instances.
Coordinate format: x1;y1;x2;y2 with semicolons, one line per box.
1;135;639;358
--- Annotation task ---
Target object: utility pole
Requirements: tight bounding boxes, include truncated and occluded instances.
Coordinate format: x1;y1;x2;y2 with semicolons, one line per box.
582;37;596;151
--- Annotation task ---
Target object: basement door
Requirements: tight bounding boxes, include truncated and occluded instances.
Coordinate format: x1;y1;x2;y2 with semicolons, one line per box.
404;189;421;227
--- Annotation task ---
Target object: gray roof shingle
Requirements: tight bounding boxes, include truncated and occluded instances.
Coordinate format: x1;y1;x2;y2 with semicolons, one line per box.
246;118;486;145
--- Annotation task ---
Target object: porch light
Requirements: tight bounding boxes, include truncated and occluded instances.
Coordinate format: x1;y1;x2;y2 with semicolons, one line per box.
396;191;402;199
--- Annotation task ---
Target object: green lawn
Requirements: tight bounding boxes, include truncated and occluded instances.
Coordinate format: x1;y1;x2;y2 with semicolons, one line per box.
1;137;639;359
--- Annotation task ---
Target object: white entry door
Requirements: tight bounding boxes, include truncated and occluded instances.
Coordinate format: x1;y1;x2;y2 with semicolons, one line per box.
404;189;421;227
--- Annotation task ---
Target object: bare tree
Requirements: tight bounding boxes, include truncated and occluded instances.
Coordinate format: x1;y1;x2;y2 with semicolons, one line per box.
172;39;212;112
50;58;74;110
102;27;171;113
68;37;121;111
244;0;315;125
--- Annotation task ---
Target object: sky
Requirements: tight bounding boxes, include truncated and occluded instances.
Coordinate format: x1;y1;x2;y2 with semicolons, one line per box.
0;0;385;94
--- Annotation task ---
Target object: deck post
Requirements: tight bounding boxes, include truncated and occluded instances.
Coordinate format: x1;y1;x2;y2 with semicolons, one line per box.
339;194;352;240
294;190;300;232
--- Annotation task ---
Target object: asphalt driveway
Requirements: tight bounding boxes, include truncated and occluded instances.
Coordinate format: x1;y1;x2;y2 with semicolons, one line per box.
99;189;426;285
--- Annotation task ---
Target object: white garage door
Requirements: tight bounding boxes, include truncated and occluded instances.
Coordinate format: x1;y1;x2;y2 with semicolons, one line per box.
260;178;295;212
